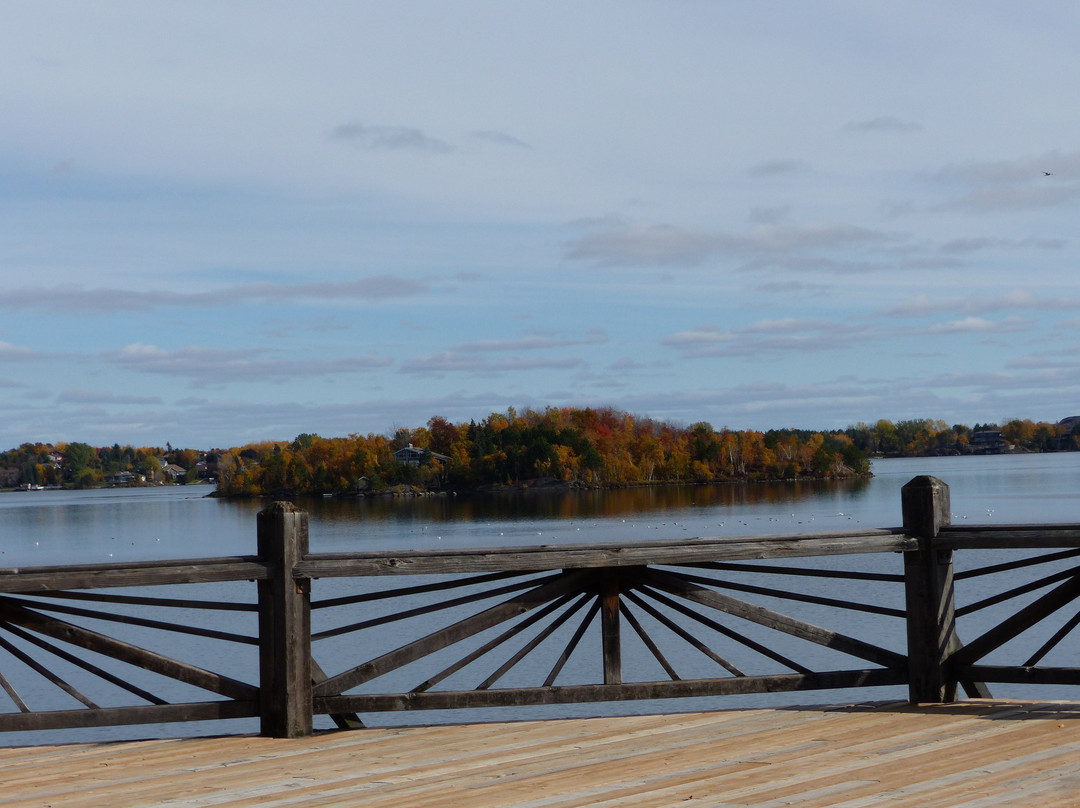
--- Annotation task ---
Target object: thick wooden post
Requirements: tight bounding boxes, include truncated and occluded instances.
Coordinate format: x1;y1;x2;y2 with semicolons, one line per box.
258;502;312;737
600;570;622;685
902;476;958;703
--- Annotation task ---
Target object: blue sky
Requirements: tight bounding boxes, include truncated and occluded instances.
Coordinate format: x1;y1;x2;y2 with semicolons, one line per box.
2;2;1079;450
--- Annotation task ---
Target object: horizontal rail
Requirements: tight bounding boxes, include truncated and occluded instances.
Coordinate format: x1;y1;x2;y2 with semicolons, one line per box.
0;557;269;593
938;525;1080;550
315;668;907;714
0;700;259;733
297;529;916;578
954;666;1080;687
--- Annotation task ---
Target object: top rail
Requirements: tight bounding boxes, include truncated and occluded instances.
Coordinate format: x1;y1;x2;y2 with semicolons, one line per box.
0;556;269;593
296;529;916;577
937;524;1080;550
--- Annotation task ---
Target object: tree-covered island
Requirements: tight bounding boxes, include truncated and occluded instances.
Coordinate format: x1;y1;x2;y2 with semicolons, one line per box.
4;407;1076;498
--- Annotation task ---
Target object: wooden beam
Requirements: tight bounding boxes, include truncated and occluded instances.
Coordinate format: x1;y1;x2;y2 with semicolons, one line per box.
0;558;268;593
954;665;1080;686
295;530;916;578
902;475;960;703
315;668;905;714
257;502;312;738
0;700;258;733
600;570;622;685
937;526;1080;550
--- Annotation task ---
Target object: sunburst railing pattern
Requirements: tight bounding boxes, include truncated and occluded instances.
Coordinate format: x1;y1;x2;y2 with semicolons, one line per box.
0;478;1078;738
305;556;911;719
0;559;265;733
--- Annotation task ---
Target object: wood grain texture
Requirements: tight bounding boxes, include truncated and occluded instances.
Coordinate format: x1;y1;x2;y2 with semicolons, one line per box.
4;700;1078;808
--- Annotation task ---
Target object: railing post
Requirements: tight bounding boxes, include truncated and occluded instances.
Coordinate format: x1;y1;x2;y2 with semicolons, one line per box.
600;570;622;685
257;501;312;737
902;476;958;703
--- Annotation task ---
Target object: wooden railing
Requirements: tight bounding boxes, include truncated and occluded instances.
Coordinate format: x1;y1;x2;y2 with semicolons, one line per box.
1;475;1078;738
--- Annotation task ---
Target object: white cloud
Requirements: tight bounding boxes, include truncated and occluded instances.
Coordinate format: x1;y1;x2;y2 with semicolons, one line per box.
56;388;162;405
661;319;867;359
0;277;431;313
453;330;607;353
105;344;393;386
882;291;1080;319
565;220;899;269
332;122;453;153
470;130;532;149
400;353;585;376
923;316;1034;335
0;341;42;361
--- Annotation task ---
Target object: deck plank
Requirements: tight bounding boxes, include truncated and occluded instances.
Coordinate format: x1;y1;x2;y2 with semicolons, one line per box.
3;700;1080;808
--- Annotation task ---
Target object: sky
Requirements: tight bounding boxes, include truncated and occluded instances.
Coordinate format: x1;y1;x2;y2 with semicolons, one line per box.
1;2;1079;451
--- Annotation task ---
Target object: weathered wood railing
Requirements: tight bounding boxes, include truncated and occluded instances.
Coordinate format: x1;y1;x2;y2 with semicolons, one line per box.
0;475;1078;739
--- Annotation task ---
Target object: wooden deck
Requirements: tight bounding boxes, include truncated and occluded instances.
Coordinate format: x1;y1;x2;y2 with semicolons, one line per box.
3;700;1080;807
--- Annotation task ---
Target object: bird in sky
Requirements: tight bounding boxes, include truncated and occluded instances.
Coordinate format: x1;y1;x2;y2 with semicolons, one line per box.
1043;171;1053;176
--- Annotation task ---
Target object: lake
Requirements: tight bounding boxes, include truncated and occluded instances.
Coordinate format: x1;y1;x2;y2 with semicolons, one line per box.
5;453;1078;567
1;454;1078;744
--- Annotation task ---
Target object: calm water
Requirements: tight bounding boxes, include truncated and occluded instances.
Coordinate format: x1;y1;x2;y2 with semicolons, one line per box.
1;454;1078;744
4;454;1078;567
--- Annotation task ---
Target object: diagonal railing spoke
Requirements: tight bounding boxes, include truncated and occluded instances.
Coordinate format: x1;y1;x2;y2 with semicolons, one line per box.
477;595;591;690
0;666;29;712
624;589;745;677
311;575;559;641
544;600;601;688
1023;608;1080;668
955;549;1080;580
951;574;1080;668
0;600;257;701
665;570;905;618
678;561;904;583
0;635;99;709
312;570;540;610
0;595;256;646
620;601;679;681
31;590;259;612
2;622;167;706
411;593;583;693
637;567;906;670
635;584;811;674
956;567;1079;617
313;569;592;697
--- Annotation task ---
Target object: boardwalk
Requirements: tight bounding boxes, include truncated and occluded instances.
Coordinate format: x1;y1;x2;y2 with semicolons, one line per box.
3;700;1080;807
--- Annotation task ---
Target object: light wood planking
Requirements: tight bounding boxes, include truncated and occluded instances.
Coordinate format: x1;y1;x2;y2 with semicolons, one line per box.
2;700;1080;807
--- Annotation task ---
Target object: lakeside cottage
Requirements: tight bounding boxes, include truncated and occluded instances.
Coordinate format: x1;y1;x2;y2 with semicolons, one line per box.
392;444;450;467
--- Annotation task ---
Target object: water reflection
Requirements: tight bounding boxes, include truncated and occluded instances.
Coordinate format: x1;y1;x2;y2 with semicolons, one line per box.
302;476;874;525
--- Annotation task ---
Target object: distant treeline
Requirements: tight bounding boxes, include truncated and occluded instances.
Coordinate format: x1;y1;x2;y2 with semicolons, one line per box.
211;408;871;498
2;410;1075;495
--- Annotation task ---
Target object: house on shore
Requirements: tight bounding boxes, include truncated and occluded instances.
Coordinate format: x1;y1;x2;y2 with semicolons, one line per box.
970;430;1008;454
393;444;450;467
162;464;188;481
